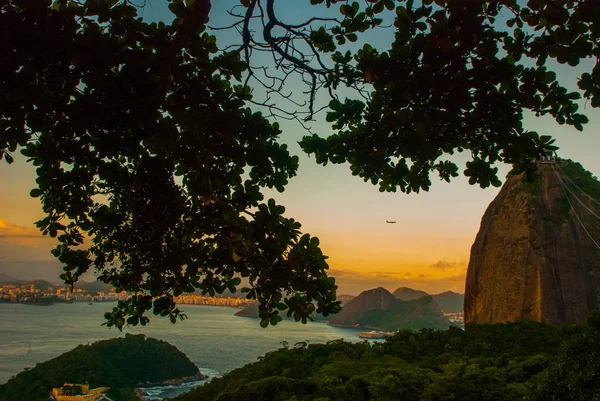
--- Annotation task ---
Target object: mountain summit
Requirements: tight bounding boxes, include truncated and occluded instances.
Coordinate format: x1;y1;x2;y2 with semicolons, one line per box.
465;161;600;325
328;287;449;330
392;287;429;301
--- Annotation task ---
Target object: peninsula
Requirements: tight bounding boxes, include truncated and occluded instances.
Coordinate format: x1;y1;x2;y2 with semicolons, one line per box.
0;334;201;401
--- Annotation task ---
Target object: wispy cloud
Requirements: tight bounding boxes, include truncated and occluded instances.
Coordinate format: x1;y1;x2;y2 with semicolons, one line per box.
429;259;466;272
0;219;63;281
0;233;42;239
0;219;49;245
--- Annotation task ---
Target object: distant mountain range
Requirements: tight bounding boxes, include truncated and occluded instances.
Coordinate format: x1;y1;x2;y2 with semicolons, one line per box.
0;274;55;289
73;281;113;295
1;272;464;312
234;286;461;331
328;287;450;331
431;291;464;313
0;274;113;295
394;287;464;313
0;273;26;285
392;287;429;301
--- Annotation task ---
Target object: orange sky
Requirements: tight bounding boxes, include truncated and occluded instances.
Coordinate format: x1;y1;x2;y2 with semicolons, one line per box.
0;151;488;294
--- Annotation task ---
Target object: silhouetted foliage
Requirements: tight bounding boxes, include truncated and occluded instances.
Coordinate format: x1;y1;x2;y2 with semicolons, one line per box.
1;0;599;327
0;0;340;329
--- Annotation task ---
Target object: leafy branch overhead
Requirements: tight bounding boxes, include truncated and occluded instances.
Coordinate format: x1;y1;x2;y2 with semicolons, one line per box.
299;0;599;193
217;0;598;192
0;0;340;329
1;0;599;328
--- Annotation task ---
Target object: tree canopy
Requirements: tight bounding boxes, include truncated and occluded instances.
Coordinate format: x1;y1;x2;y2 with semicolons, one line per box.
174;315;600;401
1;0;598;328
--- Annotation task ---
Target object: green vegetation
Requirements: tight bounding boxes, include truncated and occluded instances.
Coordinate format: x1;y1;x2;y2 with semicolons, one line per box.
560;160;600;214
548;160;600;221
176;313;600;401
520;170;543;195
0;334;199;401
561;161;600;200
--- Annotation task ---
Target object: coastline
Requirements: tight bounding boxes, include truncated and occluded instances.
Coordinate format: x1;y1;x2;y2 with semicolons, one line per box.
136;372;208;400
138;371;206;387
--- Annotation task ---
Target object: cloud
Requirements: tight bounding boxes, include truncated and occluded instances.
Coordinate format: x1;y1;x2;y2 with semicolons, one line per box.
0;219;63;281
429;259;466;272
0;219;51;246
0;233;41;238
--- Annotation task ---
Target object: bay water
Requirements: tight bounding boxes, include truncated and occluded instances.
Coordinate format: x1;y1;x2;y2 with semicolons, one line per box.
0;302;362;397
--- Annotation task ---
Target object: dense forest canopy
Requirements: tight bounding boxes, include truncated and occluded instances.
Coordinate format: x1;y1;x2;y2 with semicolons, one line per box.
0;0;598;328
175;313;600;401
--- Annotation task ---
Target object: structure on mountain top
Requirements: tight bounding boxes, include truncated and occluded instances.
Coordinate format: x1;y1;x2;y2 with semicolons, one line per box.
539;150;567;164
465;161;600;325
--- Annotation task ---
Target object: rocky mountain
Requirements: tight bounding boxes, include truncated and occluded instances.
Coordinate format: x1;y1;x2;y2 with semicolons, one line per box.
392;287;464;313
393;287;429;301
328;287;396;326
465;161;600;325
432;291;464;313
336;294;356;303
328;287;449;330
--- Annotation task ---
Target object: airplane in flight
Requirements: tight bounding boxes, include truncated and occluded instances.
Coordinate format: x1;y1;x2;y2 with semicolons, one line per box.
386;220;396;224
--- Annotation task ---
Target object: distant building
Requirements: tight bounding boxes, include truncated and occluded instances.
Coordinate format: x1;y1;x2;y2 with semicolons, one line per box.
543;150;556;162
51;383;110;401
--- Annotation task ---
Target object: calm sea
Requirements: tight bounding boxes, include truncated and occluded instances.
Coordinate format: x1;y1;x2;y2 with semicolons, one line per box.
0;302;362;394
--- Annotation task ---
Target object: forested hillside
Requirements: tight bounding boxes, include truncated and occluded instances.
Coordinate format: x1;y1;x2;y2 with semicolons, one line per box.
0;334;199;401
176;313;600;401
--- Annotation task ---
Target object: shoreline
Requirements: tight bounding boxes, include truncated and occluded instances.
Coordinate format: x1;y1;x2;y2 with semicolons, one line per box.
136;373;209;401
138;371;206;388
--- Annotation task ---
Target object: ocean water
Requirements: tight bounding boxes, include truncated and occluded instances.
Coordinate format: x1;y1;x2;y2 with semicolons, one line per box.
0;303;362;397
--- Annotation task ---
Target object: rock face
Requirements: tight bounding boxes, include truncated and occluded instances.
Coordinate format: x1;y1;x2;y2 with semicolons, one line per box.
465;162;600;325
329;287;450;330
393;287;429;301
329;287;397;327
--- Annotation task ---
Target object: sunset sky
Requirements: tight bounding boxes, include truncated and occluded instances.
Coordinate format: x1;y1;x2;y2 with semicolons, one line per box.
1;1;600;296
